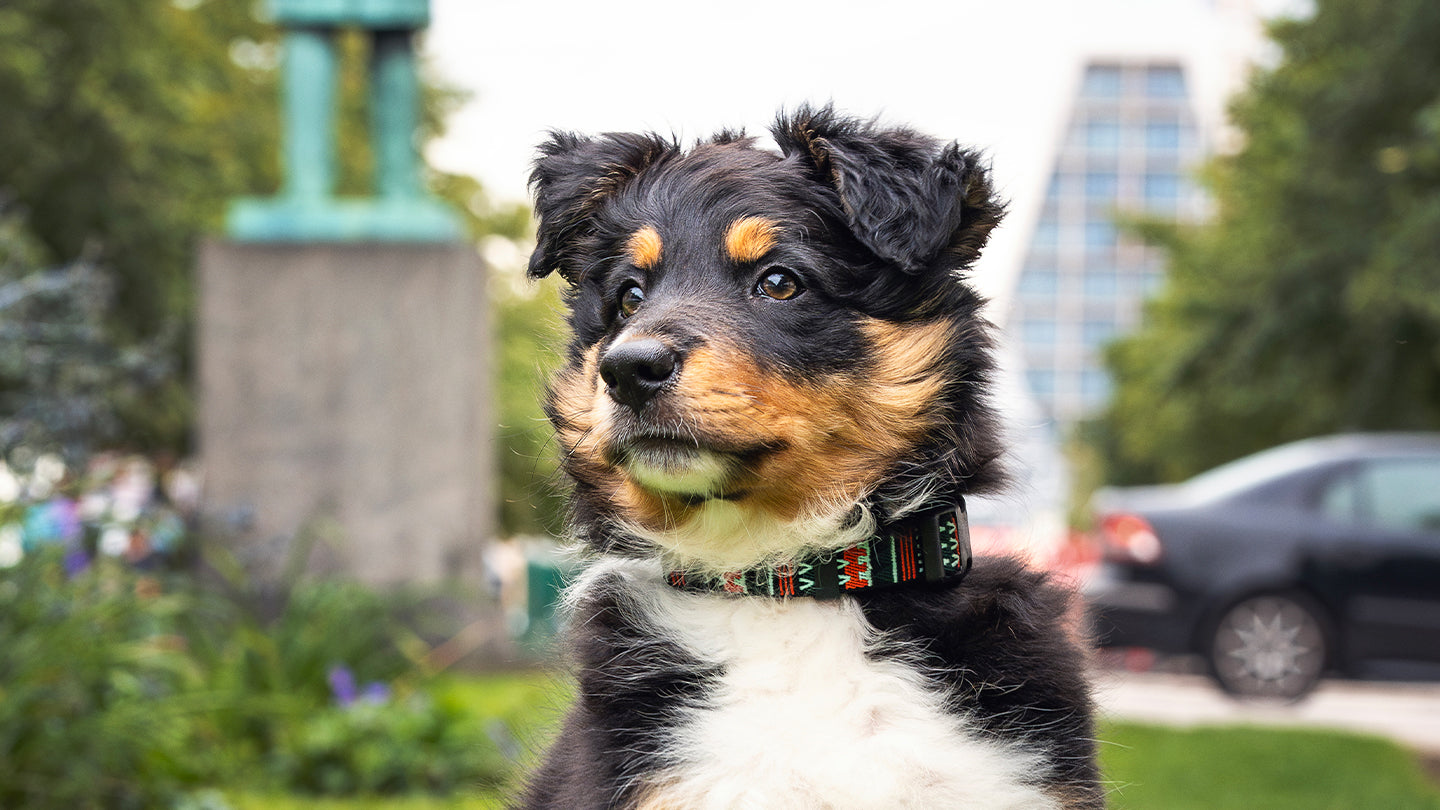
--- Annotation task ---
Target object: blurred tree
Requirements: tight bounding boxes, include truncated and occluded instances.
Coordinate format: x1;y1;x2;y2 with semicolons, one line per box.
0;207;172;471
0;0;280;451
1094;0;1440;485
0;1;522;457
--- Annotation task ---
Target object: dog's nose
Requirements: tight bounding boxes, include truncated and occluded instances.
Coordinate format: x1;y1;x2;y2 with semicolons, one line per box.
599;338;680;411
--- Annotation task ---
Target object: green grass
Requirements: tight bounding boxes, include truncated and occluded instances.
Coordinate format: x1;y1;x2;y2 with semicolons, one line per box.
232;673;1440;809
229;794;504;810
1099;721;1440;809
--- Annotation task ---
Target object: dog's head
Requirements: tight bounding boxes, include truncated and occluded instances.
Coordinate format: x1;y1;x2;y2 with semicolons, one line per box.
529;106;1005;572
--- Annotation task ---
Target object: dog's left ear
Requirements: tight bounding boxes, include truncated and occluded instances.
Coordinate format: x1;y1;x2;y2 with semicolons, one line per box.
773;105;1003;273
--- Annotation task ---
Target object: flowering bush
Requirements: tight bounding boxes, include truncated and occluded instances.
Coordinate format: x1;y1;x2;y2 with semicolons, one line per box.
0;452;198;572
268;679;510;796
0;550;207;809
0;549;519;806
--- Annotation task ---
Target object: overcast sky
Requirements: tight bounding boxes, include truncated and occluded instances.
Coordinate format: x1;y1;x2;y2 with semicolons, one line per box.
420;0;1296;298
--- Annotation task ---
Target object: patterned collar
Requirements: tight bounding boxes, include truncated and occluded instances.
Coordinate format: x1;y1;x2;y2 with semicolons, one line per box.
664;501;971;599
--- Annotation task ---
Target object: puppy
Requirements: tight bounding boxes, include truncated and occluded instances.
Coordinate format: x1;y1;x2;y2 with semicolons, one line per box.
517;106;1102;810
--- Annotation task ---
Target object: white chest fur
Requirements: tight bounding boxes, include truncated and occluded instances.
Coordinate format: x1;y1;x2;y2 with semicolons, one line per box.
585;560;1061;810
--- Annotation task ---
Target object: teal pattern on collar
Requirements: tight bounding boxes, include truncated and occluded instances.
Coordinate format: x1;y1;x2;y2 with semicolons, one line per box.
665;503;972;599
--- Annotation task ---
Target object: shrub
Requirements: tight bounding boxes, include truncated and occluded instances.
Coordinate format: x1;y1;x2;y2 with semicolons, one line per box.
0;551;206;809
1;543;518;803
268;689;510;796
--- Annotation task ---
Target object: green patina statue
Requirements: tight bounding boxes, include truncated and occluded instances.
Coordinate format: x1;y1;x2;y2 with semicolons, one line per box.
228;0;461;242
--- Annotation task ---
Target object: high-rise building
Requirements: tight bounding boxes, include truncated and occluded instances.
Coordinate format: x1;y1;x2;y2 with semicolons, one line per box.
967;3;1277;557
1010;61;1209;428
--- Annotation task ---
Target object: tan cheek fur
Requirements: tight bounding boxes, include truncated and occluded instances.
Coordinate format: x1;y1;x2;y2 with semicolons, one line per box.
548;344;684;529
648;317;952;524
549;317;956;533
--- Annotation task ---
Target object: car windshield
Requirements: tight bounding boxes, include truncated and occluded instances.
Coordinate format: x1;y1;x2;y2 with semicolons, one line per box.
1180;440;1337;503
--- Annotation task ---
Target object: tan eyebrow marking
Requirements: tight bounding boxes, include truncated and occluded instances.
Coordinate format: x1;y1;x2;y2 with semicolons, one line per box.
627;226;663;269
724;217;780;264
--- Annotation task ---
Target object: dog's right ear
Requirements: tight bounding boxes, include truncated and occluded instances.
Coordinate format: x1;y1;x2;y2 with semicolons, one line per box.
772;104;1002;275
528;131;674;283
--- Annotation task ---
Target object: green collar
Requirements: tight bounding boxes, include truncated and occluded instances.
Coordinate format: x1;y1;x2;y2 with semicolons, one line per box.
665;501;971;599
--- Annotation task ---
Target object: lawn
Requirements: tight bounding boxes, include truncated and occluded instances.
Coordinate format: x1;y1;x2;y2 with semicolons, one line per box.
1101;721;1440;810
231;673;1440;809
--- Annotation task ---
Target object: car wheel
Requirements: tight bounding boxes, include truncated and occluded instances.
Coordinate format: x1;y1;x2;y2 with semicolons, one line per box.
1207;593;1328;701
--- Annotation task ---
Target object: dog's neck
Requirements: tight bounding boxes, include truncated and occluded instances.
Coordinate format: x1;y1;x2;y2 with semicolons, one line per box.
662;501;971;599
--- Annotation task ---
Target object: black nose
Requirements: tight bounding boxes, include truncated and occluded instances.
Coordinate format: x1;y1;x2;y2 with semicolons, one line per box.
599;338;680;411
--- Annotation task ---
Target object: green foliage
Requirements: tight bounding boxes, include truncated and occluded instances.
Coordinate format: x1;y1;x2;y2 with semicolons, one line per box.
0;552;205;810
1100;721;1440;809
0;0;277;451
0;0;277;330
1096;0;1440;484
0;0;524;459
0;550;531;806
189;575;522;798
230;791;503;810
268;691;507;796
194;577;418;704
492;267;568;537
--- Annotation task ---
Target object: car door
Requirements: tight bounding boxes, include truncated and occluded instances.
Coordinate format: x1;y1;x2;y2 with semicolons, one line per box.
1314;455;1440;676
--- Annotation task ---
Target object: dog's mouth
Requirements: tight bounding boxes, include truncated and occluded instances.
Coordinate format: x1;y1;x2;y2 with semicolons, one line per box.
607;430;770;501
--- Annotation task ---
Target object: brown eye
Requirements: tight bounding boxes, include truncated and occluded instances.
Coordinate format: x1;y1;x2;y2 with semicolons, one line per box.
618;284;645;318
757;269;803;301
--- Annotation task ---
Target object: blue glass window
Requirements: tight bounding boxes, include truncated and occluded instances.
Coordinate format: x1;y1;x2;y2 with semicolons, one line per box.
1082;65;1123;98
1146;66;1186;98
1085;221;1116;250
1032;220;1059;248
1018;270;1058;295
1026;369;1057;397
1021;319;1057;345
1081;370;1112;401
1086;120;1121;150
1083;319;1118;347
1048;172;1081;202
1085;172;1118;199
1083;270;1118;298
1144;172;1180;204
1146;121;1182;150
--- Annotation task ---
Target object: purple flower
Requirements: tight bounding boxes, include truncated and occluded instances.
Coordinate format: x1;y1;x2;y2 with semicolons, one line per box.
63;548;91;578
360;681;391;705
22;498;82;549
327;665;358;707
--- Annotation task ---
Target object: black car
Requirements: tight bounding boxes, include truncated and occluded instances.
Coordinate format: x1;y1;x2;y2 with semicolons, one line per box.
1085;433;1440;700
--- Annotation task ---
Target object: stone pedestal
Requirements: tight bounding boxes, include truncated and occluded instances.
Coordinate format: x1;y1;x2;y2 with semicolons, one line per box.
198;240;492;586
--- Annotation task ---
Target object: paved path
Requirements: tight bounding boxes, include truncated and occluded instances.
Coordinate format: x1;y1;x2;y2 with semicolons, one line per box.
1093;670;1440;754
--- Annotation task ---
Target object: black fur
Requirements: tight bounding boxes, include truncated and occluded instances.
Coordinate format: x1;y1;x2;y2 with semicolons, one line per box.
520;573;720;809
857;561;1104;798
518;105;1102;809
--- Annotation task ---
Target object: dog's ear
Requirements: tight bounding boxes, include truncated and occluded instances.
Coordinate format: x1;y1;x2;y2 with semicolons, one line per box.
528;131;675;282
772;105;1004;273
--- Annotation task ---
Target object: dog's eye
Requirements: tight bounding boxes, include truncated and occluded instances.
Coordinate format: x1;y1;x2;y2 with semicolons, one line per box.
618;284;645;318
756;269;804;301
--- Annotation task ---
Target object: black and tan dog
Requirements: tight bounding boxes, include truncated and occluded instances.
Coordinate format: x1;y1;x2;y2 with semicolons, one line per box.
517;106;1102;810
